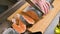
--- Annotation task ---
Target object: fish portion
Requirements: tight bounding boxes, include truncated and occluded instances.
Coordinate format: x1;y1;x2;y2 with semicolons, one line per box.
12;14;26;33
20;14;33;28
12;13;35;33
23;6;42;21
22;14;35;24
23;10;39;21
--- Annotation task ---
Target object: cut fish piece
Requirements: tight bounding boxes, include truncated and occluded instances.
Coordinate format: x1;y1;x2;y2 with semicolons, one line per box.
12;23;25;33
23;10;39;21
22;14;35;24
31;9;43;18
23;5;43;18
12;14;26;33
20;15;33;28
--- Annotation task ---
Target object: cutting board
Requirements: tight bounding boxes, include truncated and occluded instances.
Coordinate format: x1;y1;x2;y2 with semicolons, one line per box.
7;0;60;34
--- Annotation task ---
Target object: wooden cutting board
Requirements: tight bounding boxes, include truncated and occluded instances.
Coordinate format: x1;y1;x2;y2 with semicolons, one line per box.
7;0;60;34
28;0;60;34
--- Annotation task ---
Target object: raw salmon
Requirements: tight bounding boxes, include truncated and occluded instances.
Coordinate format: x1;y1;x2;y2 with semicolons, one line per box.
20;15;33;28
12;14;26;33
21;14;35;24
23;10;39;21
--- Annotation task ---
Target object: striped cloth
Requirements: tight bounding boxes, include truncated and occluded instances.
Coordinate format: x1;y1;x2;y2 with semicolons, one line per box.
32;0;50;14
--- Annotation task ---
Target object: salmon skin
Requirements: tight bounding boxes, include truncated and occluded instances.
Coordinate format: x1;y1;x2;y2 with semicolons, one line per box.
20;15;33;28
28;8;43;18
21;14;35;24
12;14;26;33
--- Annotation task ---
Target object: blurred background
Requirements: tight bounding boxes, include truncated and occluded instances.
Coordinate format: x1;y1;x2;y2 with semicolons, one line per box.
0;0;18;14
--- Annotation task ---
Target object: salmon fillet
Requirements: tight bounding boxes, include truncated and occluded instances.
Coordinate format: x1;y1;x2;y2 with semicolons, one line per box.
20;15;33;28
22;14;35;24
12;14;26;33
23;10;39;21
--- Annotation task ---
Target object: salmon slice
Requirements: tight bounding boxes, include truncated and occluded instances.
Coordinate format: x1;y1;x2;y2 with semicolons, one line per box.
19;19;26;31
12;14;26;33
12;23;24;33
22;14;35;24
23;10;39;21
19;15;33;28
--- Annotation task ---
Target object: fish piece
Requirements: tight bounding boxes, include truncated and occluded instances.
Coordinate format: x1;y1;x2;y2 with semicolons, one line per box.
22;14;35;24
23;5;42;17
12;23;23;33
20;15;33;28
32;9;43;18
12;14;26;33
23;10;39;21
